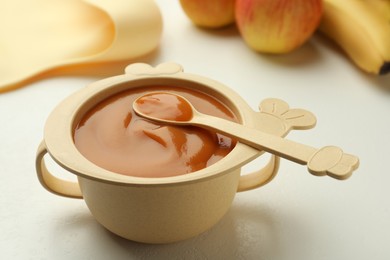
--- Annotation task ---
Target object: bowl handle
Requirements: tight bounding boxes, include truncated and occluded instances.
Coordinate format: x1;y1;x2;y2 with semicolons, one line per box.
237;154;280;192
36;141;83;199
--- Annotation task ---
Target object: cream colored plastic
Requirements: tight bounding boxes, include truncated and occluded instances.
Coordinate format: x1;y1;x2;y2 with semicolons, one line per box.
134;94;359;180
0;0;162;93
36;141;83;198
35;62;357;243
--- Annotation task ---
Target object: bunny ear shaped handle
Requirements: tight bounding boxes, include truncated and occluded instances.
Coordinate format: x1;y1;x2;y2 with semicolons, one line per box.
308;146;359;180
257;98;358;179
125;63;184;76
259;98;317;131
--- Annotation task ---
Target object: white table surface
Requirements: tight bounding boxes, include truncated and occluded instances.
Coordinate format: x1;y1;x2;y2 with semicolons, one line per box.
1;1;390;259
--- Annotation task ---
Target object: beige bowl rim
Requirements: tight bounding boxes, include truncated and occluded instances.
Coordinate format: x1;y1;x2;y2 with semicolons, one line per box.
43;66;261;186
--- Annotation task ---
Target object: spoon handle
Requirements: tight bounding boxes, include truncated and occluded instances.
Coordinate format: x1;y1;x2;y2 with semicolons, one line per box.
193;113;359;180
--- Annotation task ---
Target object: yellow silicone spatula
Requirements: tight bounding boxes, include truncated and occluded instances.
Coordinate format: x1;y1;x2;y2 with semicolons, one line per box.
0;0;162;93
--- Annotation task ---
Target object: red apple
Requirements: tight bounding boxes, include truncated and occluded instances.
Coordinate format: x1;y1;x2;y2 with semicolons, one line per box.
179;0;236;28
235;0;323;53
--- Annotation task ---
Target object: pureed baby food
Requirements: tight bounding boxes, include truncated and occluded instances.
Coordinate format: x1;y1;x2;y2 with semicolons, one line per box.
134;92;194;122
73;86;237;177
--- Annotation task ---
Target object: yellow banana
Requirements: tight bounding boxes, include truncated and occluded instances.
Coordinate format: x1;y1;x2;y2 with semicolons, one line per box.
368;0;390;20
319;0;390;75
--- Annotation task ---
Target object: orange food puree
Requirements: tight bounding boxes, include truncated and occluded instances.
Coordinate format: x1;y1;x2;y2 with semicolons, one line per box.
134;92;194;122
73;86;237;177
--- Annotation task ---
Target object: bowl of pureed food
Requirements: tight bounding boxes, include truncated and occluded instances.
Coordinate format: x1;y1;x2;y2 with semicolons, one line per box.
36;63;357;243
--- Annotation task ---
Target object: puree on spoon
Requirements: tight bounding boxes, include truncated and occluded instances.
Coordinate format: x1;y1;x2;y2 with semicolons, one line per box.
134;92;194;122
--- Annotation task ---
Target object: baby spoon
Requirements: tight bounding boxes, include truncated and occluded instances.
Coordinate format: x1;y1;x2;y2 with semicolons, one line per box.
133;92;359;180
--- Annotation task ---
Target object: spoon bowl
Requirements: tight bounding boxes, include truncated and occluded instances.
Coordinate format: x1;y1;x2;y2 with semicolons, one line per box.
133;91;195;123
